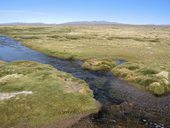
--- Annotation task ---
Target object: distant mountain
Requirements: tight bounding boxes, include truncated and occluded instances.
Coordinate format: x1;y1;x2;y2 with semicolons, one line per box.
0;21;169;26
0;21;123;26
61;21;122;25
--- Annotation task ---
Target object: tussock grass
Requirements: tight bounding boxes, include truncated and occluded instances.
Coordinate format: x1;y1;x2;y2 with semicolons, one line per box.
0;61;98;128
82;59;116;72
112;62;170;96
1;25;170;95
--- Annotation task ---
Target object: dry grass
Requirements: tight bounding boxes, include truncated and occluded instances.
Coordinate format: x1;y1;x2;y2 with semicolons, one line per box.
0;25;170;95
1;25;170;67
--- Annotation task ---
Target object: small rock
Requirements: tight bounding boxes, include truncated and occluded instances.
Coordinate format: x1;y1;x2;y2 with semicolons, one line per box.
142;119;147;123
110;119;116;123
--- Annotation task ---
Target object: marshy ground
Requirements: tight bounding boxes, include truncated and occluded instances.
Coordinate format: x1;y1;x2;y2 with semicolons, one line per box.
0;25;170;127
0;25;169;95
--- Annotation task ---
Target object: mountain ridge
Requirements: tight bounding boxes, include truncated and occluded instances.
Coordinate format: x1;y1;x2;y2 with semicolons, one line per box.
0;21;169;26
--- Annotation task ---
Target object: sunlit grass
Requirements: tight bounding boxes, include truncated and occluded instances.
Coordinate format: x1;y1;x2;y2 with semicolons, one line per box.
112;62;170;96
0;25;170;95
0;61;98;128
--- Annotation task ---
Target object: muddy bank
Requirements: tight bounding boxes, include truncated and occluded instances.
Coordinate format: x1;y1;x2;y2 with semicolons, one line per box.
72;72;170;128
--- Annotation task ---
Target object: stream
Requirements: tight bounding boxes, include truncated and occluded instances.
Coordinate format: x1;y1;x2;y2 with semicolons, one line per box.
0;35;170;128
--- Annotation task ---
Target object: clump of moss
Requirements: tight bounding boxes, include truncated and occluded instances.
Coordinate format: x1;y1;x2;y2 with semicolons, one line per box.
148;82;165;96
0;61;98;128
137;68;159;75
136;76;158;87
112;67;134;77
82;59;116;72
112;62;170;96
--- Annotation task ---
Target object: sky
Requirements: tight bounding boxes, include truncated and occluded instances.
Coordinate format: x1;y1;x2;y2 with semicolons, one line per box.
0;0;170;24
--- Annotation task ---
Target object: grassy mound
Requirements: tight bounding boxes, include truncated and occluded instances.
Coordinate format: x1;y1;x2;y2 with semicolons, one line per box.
82;59;116;72
112;62;170;96
0;61;98;128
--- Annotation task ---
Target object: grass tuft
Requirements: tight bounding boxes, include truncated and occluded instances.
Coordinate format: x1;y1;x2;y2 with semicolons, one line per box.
82;59;116;72
112;62;170;96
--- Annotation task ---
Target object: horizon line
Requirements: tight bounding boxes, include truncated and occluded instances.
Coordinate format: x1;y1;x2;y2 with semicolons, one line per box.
0;21;170;26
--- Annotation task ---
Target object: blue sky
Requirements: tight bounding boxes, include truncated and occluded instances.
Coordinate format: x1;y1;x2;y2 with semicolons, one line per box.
0;0;170;24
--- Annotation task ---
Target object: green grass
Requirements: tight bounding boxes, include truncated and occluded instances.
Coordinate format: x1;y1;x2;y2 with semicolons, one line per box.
111;62;170;96
0;25;170;95
0;61;98;128
82;59;116;72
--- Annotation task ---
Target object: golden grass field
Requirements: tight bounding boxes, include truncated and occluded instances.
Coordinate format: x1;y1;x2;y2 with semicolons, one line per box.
0;25;170;95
